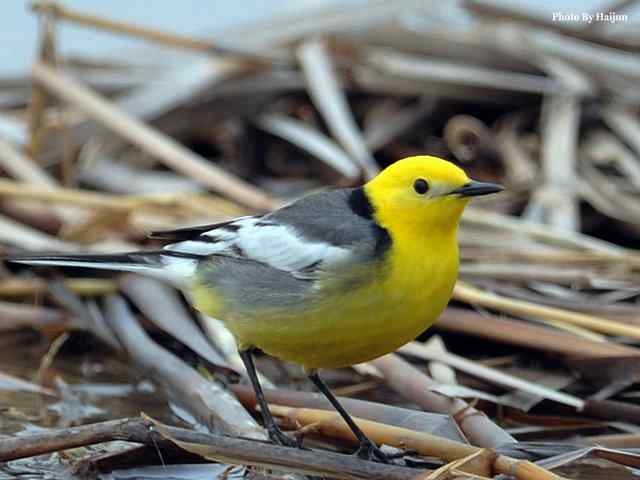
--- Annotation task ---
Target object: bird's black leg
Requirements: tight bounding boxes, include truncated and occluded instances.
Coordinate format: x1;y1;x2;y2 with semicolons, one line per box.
307;370;389;463
239;348;296;447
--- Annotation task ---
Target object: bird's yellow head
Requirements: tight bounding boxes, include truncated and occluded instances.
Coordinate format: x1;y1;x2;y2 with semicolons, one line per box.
364;155;502;236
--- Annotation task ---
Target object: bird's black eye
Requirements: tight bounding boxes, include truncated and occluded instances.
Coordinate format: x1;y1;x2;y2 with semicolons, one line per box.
413;178;429;195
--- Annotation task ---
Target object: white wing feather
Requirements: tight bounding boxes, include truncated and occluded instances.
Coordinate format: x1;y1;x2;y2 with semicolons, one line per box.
164;216;352;277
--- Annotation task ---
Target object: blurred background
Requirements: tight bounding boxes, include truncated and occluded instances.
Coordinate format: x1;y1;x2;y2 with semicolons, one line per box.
3;1;639;74
1;1;333;75
1;1;634;70
2;1;640;479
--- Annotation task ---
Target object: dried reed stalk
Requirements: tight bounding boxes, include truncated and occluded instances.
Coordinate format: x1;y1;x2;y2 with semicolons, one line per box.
454;282;640;340
436;308;640;358
368;353;516;448
103;294;265;439
0;278;115;297
272;406;565;480
31;62;279;211
399;342;584;409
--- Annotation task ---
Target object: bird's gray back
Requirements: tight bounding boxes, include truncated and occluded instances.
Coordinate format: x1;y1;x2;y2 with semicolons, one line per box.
190;188;392;315
266;188;390;257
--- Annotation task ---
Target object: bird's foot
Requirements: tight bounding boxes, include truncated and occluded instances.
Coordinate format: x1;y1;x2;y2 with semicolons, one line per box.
385;448;416;460
267;424;298;448
354;438;390;463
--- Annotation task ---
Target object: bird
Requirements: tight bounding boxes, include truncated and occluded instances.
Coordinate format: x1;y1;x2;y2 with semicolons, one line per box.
7;155;502;461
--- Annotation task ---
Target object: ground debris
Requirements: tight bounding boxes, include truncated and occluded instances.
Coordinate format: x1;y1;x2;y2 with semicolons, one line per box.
1;1;640;479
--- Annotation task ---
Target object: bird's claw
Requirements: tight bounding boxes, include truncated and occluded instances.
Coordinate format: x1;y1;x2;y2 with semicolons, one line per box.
354;439;390;463
267;425;298;448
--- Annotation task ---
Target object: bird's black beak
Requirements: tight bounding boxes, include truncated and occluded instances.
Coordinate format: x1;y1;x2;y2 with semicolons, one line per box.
451;181;504;197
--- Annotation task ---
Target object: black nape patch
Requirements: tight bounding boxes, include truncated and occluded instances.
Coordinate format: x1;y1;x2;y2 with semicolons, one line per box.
347;188;374;219
347;188;392;258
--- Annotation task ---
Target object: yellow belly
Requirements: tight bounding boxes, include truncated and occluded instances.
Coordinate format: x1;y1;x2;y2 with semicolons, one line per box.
193;234;459;370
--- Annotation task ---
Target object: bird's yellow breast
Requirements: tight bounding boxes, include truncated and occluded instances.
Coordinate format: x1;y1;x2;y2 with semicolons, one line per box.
192;228;459;370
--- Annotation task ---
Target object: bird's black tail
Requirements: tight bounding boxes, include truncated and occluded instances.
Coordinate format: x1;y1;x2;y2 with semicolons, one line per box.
5;251;199;285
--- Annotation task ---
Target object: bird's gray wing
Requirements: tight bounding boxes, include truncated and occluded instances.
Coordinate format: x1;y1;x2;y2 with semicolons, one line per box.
162;188;390;279
149;216;261;241
197;255;312;313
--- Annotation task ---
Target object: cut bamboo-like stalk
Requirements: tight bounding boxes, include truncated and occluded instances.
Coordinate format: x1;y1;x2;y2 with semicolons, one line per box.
399;342;585;409
297;38;379;179
368;353;516;447
602;105;640;157
0;213;77;252
0;177;241;215
0;371;57;397
255;113;360;180
454;282;640;340
0;300;74;331
119;275;228;368
523;95;580;230
0;178;131;210
540;318;608;342
0;141;89;227
459;262;619;286
272;406;565;480
230;383;465;441
462;207;627;256
0;137;56;186
583;433;640;448
436;308;640;358
31;63;280;211
273;405;475;459
0;278;116;297
103;294;265;439
460;248;634;265
365;47;562;95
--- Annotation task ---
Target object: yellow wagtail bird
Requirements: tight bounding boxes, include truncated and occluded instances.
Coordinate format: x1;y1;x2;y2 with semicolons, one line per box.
7;156;503;461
